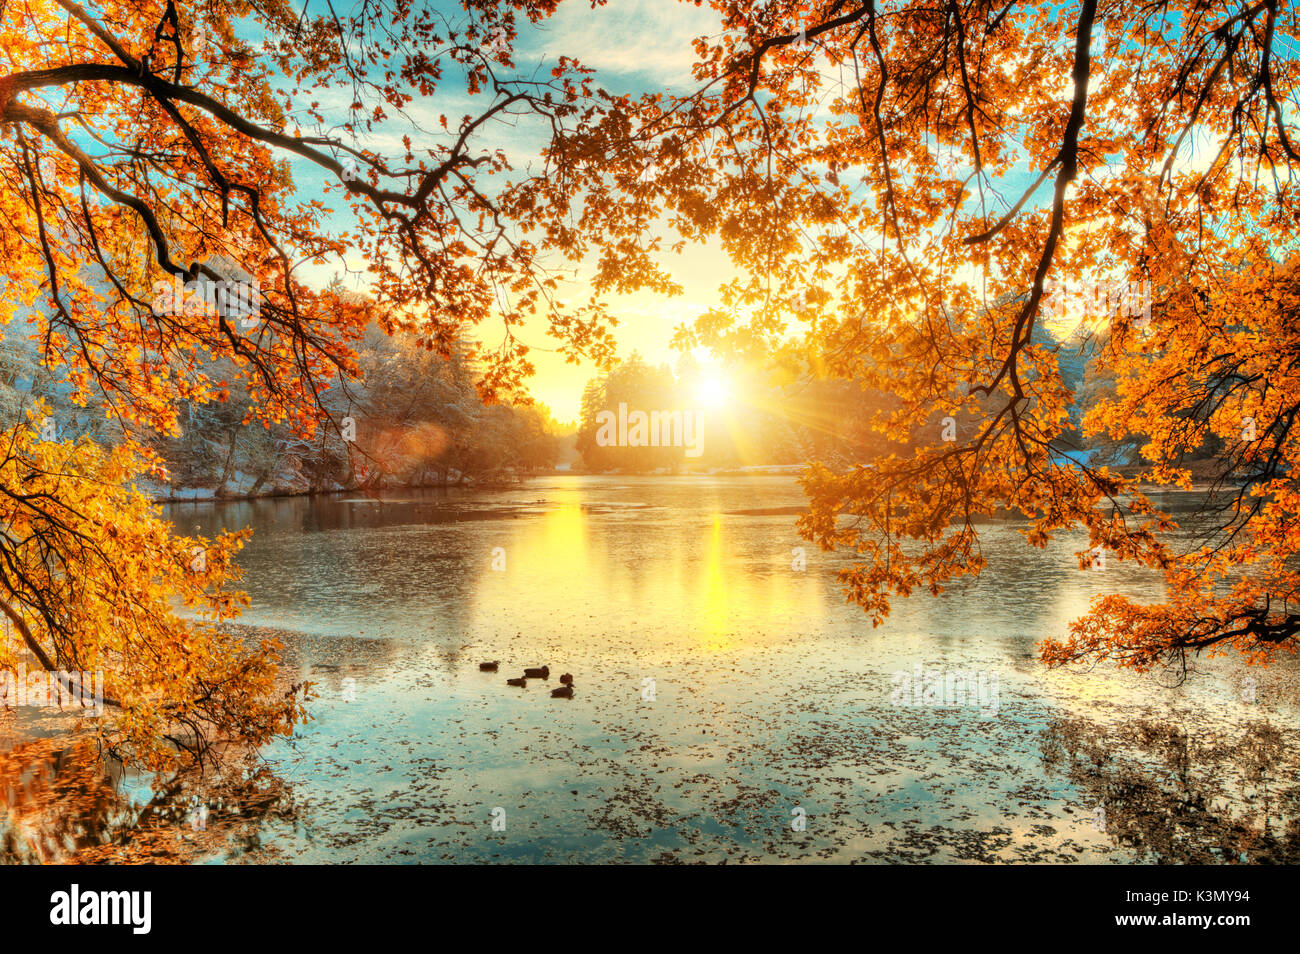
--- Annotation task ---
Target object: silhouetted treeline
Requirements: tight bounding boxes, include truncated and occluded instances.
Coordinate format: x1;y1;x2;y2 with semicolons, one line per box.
575;353;898;472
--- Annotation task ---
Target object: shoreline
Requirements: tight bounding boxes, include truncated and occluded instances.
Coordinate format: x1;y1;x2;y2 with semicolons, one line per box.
148;471;1233;504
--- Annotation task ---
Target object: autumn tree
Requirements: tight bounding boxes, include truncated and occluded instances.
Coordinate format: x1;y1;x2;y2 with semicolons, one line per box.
600;0;1300;672
0;0;634;769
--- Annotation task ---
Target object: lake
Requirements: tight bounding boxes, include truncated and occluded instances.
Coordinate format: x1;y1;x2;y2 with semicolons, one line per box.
3;475;1298;863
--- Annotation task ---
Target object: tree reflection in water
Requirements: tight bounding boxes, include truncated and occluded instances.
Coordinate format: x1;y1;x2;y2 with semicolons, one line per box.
1041;716;1300;863
1;734;298;863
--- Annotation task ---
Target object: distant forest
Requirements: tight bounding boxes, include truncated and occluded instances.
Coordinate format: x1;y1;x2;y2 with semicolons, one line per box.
1;301;1233;493
0;306;564;498
574;319;1231;478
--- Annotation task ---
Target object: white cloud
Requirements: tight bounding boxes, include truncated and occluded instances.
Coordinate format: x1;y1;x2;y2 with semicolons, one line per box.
524;0;722;89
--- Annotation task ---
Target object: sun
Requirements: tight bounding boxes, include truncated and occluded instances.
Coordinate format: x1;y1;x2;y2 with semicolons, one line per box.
695;375;730;408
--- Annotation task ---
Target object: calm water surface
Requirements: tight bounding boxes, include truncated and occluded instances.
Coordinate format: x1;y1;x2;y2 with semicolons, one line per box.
4;476;1298;863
